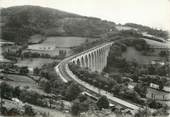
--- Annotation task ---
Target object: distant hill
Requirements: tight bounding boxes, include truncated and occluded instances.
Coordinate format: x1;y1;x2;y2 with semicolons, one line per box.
124;23;169;39
1;6;168;44
1;5;116;43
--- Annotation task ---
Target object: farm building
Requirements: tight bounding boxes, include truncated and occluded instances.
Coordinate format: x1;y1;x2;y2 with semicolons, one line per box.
28;44;56;51
27;44;71;57
115;25;138;31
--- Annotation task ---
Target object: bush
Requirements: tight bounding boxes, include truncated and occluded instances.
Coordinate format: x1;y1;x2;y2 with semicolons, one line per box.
65;83;82;101
24;104;35;116
149;100;163;109
71;100;89;116
71;102;80;116
96;96;109;110
0;82;13;99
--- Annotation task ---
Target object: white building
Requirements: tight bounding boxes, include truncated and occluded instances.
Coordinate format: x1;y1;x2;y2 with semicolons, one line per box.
27;44;71;56
28;44;56;51
115;25;138;31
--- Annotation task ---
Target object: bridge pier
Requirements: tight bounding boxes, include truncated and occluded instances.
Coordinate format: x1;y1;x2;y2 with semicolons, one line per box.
71;43;113;73
91;52;96;71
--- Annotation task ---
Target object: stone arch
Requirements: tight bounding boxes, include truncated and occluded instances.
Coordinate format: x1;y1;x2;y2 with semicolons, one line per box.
81;56;85;67
88;53;92;69
69;42;113;72
90;52;95;71
96;49;100;56
77;58;81;66
85;55;88;68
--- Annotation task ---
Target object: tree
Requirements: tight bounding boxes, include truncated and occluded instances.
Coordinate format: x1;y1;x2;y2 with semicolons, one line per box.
60;101;64;111
78;94;87;102
111;84;122;95
0;82;13;99
96;96;109;110
33;67;40;76
157;66;168;76
79;101;89;112
159;51;168;58
8;108;20;115
159;82;164;90
148;65;156;75
13;86;21;98
131;73;139;82
135;108;150;117
134;83;147;98
148;100;162;109
71;101;80;116
65;83;82;101
19;66;29;75
158;77;167;90
40;71;49;79
24;104;35;116
43;81;52;93
71;100;89;116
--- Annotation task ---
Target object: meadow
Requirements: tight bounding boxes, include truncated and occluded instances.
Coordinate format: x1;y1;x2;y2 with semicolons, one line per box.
15;58;57;71
122;47;160;64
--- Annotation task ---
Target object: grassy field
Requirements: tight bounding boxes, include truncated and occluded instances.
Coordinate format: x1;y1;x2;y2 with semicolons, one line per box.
1;98;73;117
143;38;170;48
27;36;99;57
122;38;170;64
42;36;99;47
43;36;88;48
1;74;36;91
28;34;45;44
122;47;160;64
30;104;72;117
0;73;48;95
15;58;58;71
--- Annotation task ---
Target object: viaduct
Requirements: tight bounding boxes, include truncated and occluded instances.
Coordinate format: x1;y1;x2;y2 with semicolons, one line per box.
55;41;140;111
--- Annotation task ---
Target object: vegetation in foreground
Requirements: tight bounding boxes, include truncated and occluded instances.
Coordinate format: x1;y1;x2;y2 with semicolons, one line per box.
0;61;117;117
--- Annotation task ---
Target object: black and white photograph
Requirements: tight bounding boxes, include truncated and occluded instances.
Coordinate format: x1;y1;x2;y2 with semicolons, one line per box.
0;0;170;117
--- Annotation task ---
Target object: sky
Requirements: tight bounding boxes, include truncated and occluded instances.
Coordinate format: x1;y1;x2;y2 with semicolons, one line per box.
0;0;170;32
